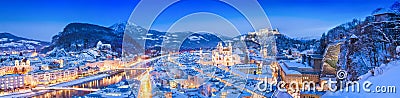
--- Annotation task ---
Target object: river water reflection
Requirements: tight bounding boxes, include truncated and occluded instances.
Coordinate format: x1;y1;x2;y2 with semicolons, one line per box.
31;70;142;98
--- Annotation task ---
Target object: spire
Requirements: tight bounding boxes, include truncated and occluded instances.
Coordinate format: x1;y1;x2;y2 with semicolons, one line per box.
218;42;222;47
277;69;282;82
217;42;223;51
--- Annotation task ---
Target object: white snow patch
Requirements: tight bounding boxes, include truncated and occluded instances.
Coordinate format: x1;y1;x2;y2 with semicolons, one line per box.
322;60;400;98
0;38;8;42
188;35;208;41
17;40;41;45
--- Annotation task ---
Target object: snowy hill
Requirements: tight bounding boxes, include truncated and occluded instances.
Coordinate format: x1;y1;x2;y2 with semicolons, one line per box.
275;34;319;54
322;60;400;98
0;32;50;51
43;23;125;55
109;22;127;34
179;33;224;51
318;1;400;79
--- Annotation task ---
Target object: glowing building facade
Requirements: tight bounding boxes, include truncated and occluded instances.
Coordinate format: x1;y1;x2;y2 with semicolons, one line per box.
212;42;240;66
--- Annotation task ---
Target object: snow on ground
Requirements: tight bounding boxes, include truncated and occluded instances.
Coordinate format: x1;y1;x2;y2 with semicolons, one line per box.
322;60;400;98
0;38;8;42
17;40;41;45
188;35;209;41
0;42;23;47
397;46;400;54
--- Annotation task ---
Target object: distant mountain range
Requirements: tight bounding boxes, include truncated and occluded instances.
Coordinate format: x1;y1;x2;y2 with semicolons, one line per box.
1;21;315;57
0;32;50;51
119;22;233;55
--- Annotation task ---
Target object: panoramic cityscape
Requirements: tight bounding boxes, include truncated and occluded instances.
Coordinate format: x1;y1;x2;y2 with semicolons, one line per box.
0;0;400;98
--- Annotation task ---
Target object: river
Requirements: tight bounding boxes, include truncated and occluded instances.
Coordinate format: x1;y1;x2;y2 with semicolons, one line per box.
30;70;143;98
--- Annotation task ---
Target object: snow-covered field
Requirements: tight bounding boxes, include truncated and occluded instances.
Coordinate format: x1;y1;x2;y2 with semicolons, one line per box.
0;38;42;49
322;60;400;98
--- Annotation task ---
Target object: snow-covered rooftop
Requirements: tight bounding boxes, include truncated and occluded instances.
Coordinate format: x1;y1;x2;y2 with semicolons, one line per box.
350;34;359;39
272;89;293;98
0;74;22;78
230;64;258;69
280;62;302;75
300;49;315;54
396;46;400;53
283;61;312;69
373;8;396;15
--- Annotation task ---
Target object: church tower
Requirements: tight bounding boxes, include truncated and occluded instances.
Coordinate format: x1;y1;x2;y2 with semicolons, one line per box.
15;60;19;66
217;42;223;52
262;46;268;58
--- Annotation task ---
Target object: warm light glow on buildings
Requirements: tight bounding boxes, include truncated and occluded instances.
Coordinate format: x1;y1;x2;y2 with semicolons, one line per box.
221;92;227;98
31;51;38;57
169;81;177;89
0;74;25;90
85;60;122;71
164;92;172;98
0;59;33;75
25;68;79;87
212;42;241;66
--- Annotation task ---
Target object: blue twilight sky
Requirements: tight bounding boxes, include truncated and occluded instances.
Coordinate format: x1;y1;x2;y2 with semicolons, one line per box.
0;0;397;41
